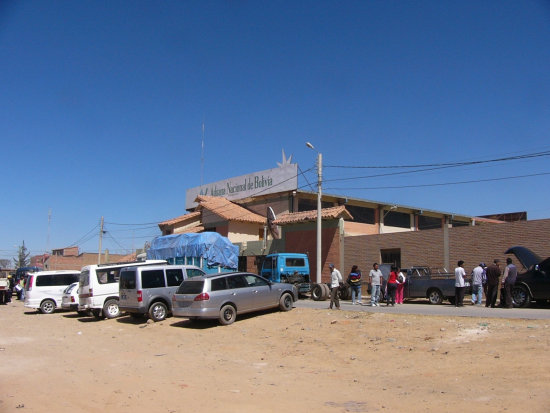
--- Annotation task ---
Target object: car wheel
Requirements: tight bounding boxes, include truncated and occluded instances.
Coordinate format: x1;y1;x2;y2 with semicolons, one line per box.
149;302;168;322
219;304;237;325
427;289;443;305
103;299;120;319
40;299;56;314
311;284;324;301
512;285;530;308
279;292;293;311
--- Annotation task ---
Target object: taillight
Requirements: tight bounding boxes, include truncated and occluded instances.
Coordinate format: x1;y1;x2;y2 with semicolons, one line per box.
89;288;93;297
194;292;210;301
27;276;34;291
137;290;143;302
71;296;75;303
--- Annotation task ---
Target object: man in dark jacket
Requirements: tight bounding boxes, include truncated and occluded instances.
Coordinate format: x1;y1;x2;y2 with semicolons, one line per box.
485;259;501;308
501;257;518;308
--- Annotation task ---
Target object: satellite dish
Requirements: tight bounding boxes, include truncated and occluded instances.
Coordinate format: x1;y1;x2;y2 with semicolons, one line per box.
267;207;280;239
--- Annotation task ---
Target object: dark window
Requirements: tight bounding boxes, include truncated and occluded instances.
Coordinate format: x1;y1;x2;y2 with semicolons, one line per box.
285;258;305;267
451;219;470;228
244;274;269;287
185;268;205;278
166;269;184;287
141;270;166;289
384;211;410;228
36;275;53;287
418;215;442;230
262;256;274;271
381;249;401;269
227;275;247;289
176;280;204;294
345;205;375;224
211;278;227;291
298;198;333;212
62;273;79;285
119;270;136;289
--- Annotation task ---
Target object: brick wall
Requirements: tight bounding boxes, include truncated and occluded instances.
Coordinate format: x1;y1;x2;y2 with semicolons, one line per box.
344;218;550;273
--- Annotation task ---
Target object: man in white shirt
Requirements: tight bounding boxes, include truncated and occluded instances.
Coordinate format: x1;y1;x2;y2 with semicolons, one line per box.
369;263;383;306
329;263;342;310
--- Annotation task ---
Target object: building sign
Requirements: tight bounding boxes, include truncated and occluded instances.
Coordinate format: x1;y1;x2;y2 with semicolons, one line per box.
186;164;298;209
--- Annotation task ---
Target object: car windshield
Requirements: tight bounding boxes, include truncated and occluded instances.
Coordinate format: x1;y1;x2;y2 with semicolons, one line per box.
176;280;204;295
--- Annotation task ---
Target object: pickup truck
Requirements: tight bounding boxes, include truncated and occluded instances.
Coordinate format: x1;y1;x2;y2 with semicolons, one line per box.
404;266;465;305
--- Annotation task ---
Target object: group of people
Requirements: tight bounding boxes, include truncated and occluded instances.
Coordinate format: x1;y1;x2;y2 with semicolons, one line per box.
328;263;406;310
454;257;518;308
0;275;26;304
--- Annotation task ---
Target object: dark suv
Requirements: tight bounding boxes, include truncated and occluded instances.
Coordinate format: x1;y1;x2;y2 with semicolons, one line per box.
506;246;550;307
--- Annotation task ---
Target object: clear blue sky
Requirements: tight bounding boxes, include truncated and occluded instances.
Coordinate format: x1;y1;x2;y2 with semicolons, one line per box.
1;1;549;262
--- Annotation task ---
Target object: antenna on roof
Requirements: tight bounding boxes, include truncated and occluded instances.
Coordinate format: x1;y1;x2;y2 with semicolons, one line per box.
200;121;205;187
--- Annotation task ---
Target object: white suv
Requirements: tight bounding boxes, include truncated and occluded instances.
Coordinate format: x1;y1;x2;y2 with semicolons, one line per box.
24;270;80;314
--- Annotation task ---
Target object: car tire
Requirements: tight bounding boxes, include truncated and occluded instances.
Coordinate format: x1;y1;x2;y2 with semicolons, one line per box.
311;284;324;301
338;285;351;300
512;285;530;308
321;283;331;300
149;302;168;322
103;299;120;319
219;304;237;325
279;292;294;311
40;299;56;314
427;289;443;305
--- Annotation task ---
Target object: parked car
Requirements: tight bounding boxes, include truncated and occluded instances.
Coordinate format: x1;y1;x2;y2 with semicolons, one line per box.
61;282;80;312
24;270;80;314
506;246;550;307
119;264;205;322
172;272;298;325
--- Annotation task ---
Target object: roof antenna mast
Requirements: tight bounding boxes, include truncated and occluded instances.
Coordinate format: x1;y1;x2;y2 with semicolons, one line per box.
200;121;205;187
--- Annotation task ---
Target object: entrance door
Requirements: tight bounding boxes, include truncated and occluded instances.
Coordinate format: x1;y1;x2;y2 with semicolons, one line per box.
381;249;401;268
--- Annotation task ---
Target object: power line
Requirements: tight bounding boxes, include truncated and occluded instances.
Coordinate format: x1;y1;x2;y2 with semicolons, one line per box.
324;171;550;191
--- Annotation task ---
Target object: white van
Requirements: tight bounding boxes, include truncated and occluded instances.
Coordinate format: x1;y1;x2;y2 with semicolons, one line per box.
24;270;81;314
78;260;165;319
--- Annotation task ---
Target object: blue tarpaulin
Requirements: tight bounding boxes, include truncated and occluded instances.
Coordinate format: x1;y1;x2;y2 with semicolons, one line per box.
147;233;239;270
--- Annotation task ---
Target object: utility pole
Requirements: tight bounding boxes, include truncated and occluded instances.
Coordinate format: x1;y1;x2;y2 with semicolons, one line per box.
98;216;104;265
306;142;323;284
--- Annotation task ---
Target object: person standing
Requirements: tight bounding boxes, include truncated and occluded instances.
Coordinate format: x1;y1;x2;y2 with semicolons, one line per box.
347;265;362;305
501;257;518;308
386;266;398;306
485;259;501;308
328;263;343;310
395;268;406;304
471;263;484;305
369;263;383;306
454;260;467;307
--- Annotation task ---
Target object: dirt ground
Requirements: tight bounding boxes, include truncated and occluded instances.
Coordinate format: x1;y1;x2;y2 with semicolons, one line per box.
1;299;549;413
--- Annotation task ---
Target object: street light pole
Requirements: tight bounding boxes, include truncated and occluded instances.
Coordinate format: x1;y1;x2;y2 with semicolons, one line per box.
306;142;322;284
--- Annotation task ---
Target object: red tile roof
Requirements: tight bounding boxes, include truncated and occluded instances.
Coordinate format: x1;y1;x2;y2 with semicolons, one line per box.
159;211;201;228
195;195;265;224
274;205;353;224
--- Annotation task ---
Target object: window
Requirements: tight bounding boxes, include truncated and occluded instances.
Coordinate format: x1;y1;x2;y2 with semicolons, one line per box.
262;256;274;271
176;280;204;294
166;269;184;287
346;205;375;224
384;211;410;228
97;269;120;285
211;278;227;291
62;274;80;285
142;270;166;289
244;274;268;287
36;275;54;287
185;268;205;279
418;215;442;230
119;270;136;289
227;275;247;289
285;258;305;267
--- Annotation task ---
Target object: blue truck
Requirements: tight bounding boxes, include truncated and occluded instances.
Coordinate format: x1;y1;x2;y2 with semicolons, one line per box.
260;253;311;295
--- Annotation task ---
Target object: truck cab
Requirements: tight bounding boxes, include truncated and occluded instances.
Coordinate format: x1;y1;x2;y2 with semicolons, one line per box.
260;253;310;294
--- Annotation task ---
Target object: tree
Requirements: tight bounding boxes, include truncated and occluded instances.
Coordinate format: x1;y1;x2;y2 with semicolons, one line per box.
13;241;30;269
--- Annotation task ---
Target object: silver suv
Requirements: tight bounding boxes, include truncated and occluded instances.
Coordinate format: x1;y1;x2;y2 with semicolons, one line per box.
119;264;205;322
172;272;298;325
